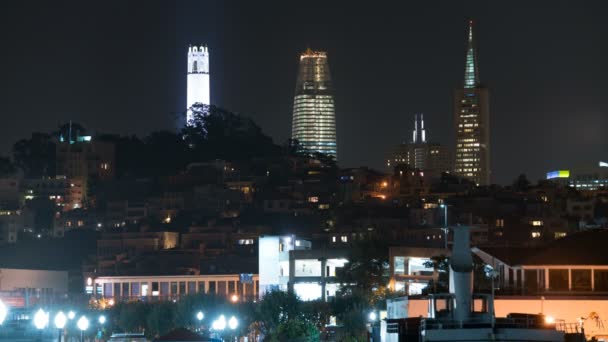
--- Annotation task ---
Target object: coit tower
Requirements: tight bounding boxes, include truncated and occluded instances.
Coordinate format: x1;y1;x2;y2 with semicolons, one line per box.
186;45;210;124
291;49;338;160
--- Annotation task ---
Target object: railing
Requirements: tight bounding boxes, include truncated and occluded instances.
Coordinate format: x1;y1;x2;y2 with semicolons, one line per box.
420;316;551;331
555;322;582;334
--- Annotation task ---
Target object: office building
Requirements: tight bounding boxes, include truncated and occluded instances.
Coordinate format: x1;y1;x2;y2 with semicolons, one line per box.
186;45;210;124
387;114;450;178
291;49;338;160
546;161;608;190
453;20;491;186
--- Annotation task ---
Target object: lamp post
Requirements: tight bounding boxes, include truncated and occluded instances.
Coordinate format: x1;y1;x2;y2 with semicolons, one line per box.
0;299;7;325
34;308;49;341
54;312;67;342
77;316;89;342
68;311;76;320
228;316;238;342
196;311;204;332
439;204;449;249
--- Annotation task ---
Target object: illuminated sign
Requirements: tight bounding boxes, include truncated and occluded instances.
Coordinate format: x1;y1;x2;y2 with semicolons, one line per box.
546;170;570;179
600;161;608;168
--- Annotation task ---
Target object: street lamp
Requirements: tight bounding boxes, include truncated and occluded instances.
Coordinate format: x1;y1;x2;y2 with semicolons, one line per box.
0;299;7;325
68;311;76;320
196;311;204;321
212;315;226;331
439;204;449;249
228;316;238;330
369;311;377;322
54;311;67;342
98;315;106;325
77;316;89;342
230;294;238;303
34;309;49;341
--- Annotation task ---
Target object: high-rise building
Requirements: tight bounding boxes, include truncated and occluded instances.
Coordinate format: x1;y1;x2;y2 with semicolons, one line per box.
387;114;450;178
186;45;210;124
453;20;490;186
291;49;338;160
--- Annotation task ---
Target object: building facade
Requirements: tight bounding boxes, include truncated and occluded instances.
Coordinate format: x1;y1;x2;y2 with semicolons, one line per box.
186;45;210;124
454;21;491;186
387;114;450;178
93;274;258;302
291;49;338;160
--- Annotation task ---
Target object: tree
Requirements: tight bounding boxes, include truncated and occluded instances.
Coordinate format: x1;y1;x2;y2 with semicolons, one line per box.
145;301;176;337
257;290;301;335
271;319;320;342
422;255;450;294
336;238;390;298
512;174;531;192
12;133;55;177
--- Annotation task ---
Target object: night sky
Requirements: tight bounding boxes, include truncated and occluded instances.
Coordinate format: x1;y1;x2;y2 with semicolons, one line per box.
1;1;607;184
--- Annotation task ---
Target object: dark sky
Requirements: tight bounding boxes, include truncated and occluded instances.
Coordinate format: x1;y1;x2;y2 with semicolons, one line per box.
1;1;607;184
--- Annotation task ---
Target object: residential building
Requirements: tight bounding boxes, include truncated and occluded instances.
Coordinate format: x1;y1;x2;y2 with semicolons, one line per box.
291;49;338;160
258;235;347;301
453;20;491;186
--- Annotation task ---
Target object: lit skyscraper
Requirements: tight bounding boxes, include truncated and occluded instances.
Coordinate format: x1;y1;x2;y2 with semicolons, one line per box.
291;49;337;160
186;45;210;124
454;21;490;186
387;114;450;178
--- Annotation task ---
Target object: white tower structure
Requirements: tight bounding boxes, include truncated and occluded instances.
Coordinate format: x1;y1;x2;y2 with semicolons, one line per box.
186;45;210;124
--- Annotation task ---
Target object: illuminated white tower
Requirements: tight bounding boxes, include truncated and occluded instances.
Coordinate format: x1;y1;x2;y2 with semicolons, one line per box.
186;45;210;123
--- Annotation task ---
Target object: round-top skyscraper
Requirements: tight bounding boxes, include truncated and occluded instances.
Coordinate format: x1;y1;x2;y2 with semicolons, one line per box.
186;45;210;124
291;49;337;160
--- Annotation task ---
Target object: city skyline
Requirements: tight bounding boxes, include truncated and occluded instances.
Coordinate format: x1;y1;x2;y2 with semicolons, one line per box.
0;1;607;184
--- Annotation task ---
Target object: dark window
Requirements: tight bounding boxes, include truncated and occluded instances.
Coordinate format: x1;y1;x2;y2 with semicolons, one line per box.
198;281;206;293
131;283;140;296
524;269;539;294
152;282;159;293
228;281;235;294
188;281;196;294
160;282;169;295
572;269;592;291
170;282;178;294
208;281;216;294
179;281;186;294
595;270;608;291
218;281;227;295
549;269;569;291
114;283;121;297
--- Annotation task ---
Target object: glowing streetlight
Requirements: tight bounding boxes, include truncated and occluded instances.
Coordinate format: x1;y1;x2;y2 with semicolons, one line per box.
68;311;76;320
196;311;204;321
228;316;238;330
369;311;377;322
0;299;7;325
55;311;67;342
230;294;238;303
77;316;89;342
212;315;226;331
98;315;106;325
34;308;49;330
54;311;67;329
545;315;555;324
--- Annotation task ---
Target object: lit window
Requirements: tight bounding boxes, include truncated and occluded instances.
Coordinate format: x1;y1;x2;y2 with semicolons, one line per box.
531;231;541;239
332;236;336;243
308;196;319;203
531;220;543;227
554;232;567;239
340;235;348;243
496;219;504;227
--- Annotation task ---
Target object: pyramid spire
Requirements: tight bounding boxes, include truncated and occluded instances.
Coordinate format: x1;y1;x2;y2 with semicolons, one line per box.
464;20;480;88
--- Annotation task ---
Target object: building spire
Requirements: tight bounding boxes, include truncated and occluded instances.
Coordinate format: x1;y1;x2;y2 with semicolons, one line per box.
464;20;479;88
412;113;426;143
